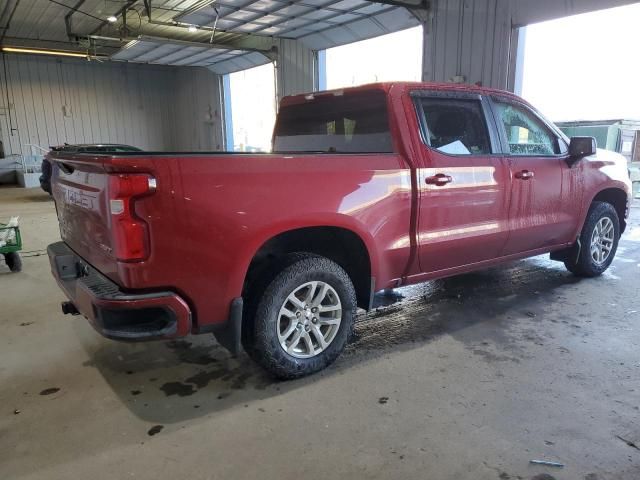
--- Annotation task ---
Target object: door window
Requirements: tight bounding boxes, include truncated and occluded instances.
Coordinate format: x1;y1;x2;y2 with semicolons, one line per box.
493;100;560;156
416;98;492;155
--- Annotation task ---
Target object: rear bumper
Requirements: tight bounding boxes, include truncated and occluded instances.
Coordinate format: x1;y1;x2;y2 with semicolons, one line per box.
47;241;191;341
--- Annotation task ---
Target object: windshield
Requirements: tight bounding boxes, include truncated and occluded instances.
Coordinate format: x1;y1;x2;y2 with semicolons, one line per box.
273;90;394;154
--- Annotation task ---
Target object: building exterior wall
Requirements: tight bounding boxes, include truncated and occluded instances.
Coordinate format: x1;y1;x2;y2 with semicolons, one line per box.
422;0;639;91
276;38;315;100
422;0;513;89
0;54;224;164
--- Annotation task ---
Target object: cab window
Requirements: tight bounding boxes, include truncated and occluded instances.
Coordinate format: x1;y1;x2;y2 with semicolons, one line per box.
273;91;393;153
416;97;491;155
493;100;560;156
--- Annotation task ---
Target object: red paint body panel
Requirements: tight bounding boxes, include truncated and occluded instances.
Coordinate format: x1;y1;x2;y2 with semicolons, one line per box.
46;82;632;338
502;156;575;255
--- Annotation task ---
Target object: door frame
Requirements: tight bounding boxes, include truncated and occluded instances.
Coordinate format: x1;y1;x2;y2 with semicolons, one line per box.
410;89;504;156
483;94;570;158
484;94;578;255
408;88;514;276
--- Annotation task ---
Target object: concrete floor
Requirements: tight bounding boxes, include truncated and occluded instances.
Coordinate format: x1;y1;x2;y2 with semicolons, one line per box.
1;186;639;480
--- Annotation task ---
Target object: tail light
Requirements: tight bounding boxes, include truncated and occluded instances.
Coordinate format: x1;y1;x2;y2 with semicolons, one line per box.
108;174;156;262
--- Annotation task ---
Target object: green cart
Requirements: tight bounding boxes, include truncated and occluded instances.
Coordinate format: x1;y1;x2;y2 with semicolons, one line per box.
0;217;22;272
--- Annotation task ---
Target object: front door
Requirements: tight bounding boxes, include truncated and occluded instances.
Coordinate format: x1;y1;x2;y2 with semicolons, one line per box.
413;93;511;274
490;97;576;255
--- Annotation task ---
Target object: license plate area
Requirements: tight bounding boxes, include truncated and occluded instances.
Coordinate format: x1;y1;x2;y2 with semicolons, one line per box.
53;252;87;280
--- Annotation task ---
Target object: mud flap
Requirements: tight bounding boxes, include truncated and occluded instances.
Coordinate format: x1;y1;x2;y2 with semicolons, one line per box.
213;297;243;356
550;238;581;265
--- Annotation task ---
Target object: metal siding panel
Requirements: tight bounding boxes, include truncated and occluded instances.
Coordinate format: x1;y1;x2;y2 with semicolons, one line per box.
0;55;224;156
424;0;511;89
12;56;30;156
64;62;88;144
43;60;63;146
0;56;23;157
28;57;46;147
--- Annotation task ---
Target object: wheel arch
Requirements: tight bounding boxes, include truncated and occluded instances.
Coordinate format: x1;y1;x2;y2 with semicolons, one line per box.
591;187;628;233
242;225;376;311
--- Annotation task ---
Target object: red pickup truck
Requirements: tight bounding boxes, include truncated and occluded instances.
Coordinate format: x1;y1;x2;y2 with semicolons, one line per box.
47;82;631;379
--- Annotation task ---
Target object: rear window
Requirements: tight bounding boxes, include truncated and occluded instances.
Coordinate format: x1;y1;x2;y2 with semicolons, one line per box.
273;91;393;153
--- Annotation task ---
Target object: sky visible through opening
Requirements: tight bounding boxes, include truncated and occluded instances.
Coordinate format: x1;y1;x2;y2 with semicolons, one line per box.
522;3;640;122
228;63;276;152
227;27;423;152
325;26;423;89
227;5;640;152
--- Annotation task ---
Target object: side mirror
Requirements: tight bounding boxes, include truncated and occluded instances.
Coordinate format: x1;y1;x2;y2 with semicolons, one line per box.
569;136;597;159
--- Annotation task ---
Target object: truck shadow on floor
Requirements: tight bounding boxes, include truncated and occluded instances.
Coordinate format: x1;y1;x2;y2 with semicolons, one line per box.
78;255;584;424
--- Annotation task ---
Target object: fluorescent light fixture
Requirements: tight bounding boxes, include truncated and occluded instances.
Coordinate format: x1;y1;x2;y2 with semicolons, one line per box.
1;47;89;58
188;25;198;32
107;15;118;23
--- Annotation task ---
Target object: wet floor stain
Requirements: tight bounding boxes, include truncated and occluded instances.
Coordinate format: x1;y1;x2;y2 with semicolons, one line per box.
147;425;163;436
471;348;521;364
160;381;196;397
165;340;219;366
530;474;557;480
39;387;60;395
77;234;640;425
158;363;264;398
345;258;582;359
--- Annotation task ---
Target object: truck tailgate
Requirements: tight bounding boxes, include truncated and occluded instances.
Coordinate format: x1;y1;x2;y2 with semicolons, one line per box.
49;153;164;286
52;156;117;276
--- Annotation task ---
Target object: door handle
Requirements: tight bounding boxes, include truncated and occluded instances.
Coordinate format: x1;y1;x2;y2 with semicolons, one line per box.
515;170;534;180
425;173;453;186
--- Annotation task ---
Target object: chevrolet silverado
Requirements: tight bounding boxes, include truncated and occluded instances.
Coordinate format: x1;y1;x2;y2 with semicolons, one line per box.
46;82;631;378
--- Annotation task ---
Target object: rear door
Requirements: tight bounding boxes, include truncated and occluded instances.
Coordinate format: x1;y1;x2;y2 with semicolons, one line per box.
489;97;576;255
412;91;511;274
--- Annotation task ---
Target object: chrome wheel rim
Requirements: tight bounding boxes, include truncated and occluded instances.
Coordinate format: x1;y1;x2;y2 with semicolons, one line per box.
277;281;342;359
590;217;615;266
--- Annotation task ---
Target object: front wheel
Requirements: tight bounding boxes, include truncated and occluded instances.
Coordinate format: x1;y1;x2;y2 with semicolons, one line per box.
246;254;356;379
565;201;620;277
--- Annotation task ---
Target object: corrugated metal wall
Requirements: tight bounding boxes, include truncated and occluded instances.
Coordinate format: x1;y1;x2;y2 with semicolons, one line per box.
422;0;640;90
0;54;224;160
172;67;225;151
276;38;315;100
423;0;513;89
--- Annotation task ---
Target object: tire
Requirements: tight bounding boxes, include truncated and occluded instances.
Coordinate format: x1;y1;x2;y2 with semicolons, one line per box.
245;254;356;379
4;252;22;273
564;201;620;277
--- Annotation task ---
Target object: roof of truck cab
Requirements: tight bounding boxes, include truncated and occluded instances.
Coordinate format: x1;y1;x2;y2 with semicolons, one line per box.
280;81;523;107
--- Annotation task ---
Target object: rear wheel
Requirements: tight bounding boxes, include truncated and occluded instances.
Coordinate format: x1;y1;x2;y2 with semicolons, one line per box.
4;252;22;273
564;201;620;277
245;254;356;379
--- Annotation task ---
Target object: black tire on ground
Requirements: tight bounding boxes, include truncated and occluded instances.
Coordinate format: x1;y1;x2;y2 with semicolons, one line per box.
564;201;620;277
4;252;22;273
244;254;356;380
